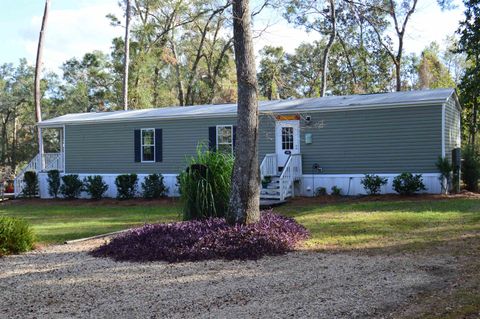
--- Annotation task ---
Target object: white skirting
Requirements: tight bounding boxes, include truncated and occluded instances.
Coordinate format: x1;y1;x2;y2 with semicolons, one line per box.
37;172;442;199
38;173;180;199
299;173;442;196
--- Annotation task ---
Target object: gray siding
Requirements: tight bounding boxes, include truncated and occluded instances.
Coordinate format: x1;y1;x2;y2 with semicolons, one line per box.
66;115;275;174
65;104;443;175
297;105;442;174
444;95;461;162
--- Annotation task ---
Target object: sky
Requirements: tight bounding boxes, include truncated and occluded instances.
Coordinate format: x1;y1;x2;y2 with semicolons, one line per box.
0;0;466;74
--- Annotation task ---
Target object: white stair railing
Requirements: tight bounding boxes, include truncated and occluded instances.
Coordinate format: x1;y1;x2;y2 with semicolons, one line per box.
278;154;302;201
43;153;63;171
260;153;277;179
14;153;64;197
14;154;40;197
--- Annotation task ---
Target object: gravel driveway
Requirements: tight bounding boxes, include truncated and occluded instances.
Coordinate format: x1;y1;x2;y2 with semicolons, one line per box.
0;239;456;319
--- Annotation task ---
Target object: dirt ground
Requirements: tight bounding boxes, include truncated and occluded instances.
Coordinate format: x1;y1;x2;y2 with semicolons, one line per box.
1;235;479;318
5;191;480;208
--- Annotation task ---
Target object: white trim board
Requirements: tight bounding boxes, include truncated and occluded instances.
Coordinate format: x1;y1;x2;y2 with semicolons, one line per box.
441;103;446;158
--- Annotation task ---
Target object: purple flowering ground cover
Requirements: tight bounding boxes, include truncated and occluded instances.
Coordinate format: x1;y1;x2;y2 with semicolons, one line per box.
90;210;309;262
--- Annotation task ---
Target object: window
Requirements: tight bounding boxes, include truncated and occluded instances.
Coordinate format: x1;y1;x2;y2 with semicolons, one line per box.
282;127;294;150
141;128;155;162
216;125;233;154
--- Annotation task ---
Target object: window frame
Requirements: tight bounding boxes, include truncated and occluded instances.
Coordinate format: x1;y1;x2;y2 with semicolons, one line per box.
281;126;294;150
141;128;156;163
216;125;233;155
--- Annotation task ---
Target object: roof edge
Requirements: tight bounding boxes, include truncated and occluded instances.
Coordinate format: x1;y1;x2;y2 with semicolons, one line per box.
38;99;447;128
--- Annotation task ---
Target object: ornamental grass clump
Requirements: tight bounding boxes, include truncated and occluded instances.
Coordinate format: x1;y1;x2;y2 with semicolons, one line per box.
90;211;309;262
0;217;35;256
178;146;234;220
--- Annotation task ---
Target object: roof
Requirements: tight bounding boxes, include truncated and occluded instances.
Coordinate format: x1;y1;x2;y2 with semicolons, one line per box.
39;88;457;127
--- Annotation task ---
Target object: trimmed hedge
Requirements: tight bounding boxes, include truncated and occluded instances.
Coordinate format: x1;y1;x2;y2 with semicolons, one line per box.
60;174;83;199
115;174;138;199
141;173;167;199
84;175;109;200
0;217;34;256
22;171;38;198
91;211;309;262
393;172;426;195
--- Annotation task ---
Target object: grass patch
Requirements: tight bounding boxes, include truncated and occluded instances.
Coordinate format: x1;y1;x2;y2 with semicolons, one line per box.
1;197;479;251
0;200;180;243
276;198;480;251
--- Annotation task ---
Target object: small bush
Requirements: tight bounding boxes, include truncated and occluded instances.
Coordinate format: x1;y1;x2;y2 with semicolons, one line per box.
84;175;109;200
435;156;452;194
91;211;309;262
22;171;38;198
60;174;83;199
331;185;342;196
361;174;388;195
47;170;61;198
0;217;35;256
115;174;138;199
178;146;234;220
141;173;167;199
462;146;480;192
393;172;426;195
314;187;327;196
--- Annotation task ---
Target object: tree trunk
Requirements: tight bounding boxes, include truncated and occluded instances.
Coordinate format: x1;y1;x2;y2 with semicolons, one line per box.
123;0;131;110
319;0;336;97
227;0;260;225
170;37;185;106
473;94;478;147
34;0;49;160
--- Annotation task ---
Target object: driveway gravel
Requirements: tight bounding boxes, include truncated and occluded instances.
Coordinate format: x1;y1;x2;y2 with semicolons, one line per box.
0;239;456;319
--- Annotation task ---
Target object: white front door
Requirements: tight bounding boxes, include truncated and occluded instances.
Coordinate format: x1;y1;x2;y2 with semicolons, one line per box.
275;120;300;170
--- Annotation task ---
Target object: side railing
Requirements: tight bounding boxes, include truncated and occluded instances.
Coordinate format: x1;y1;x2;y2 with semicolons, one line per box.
14;154;40;197
43;153;64;171
14;153;64;197
260;153;277;180
278;154;302;201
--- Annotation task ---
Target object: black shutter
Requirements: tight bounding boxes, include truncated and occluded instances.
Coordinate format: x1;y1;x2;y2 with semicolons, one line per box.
155;128;163;162
208;126;216;151
134;129;141;162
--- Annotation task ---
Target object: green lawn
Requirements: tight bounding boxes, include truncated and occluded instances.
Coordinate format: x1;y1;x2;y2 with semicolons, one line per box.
1;197;479;249
276;198;480;251
0;200;181;243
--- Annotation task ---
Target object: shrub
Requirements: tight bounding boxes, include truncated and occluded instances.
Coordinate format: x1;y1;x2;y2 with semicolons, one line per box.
361;174;388;195
392;172;426;195
22;171;38;198
178;146;234;220
60;174;83;199
314;187;327;196
331;185;342;196
435;156;452;194
462;146;480;192
141;173;167;199
115;174;138;199
84;175;109;200
91;211;309;262
47;170;61;198
0;217;35;256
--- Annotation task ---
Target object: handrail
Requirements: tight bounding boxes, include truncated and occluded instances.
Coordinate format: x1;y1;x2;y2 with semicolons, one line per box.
260;153;277;179
278;154;302;201
14;152;64;197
